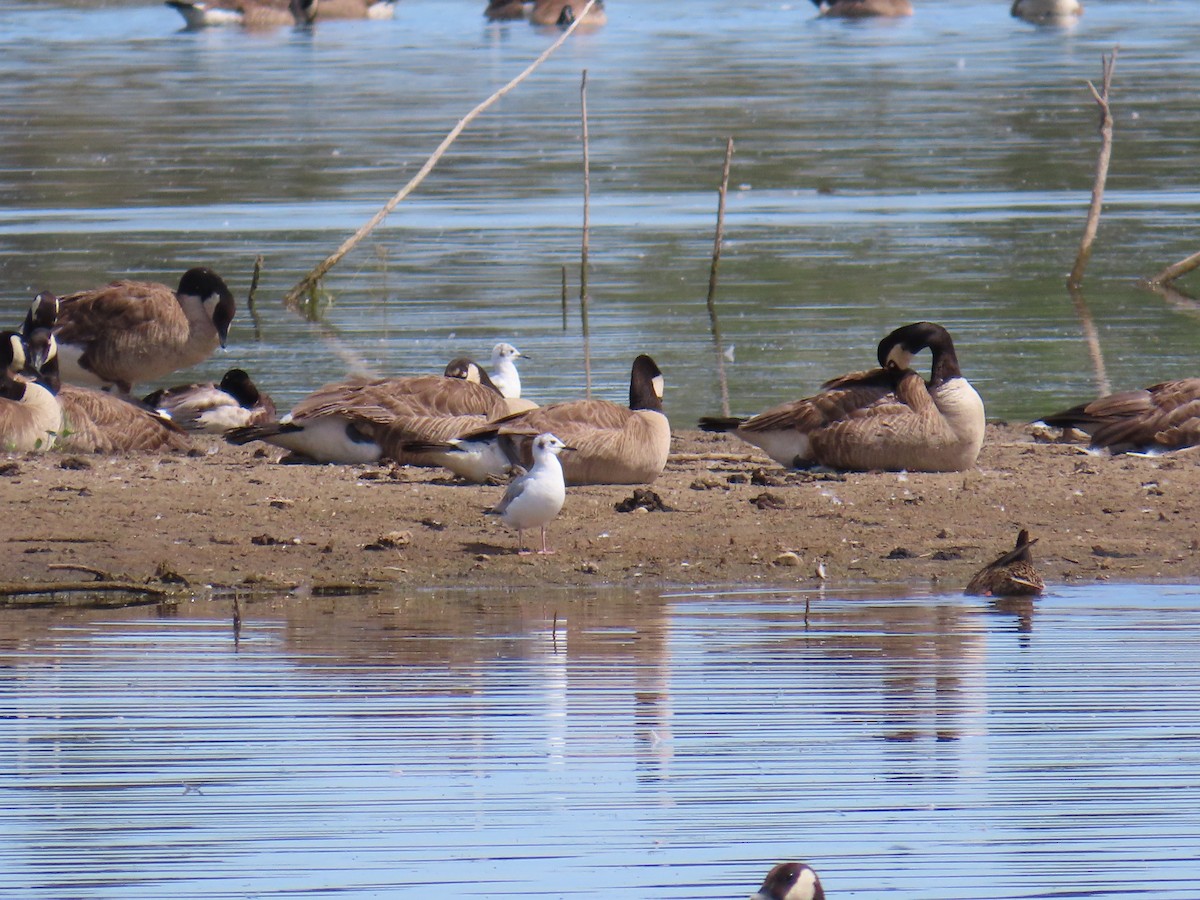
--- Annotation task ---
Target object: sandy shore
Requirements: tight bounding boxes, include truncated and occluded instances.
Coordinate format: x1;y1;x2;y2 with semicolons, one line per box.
2;425;1197;602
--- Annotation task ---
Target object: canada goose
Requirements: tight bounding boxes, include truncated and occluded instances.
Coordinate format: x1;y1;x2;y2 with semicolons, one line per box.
530;0;606;27
52;267;236;395
699;322;985;473
752;862;826;900
811;0;913;17
165;0;316;28
485;0;529;20
22;291;60;373
314;0;396;18
965;528;1045;597
0;332;62;453
486;433;570;554
225;360;512;464
489;343;528;400
144;369;276;434
413;355;670;485
1011;0;1081;23
1039;379;1200;454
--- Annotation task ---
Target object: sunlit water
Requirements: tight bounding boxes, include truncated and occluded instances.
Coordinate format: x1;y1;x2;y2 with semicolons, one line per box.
2;583;1199;898
1;0;1199;423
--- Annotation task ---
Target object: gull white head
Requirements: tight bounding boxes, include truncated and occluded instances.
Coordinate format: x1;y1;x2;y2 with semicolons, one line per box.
489;342;527;399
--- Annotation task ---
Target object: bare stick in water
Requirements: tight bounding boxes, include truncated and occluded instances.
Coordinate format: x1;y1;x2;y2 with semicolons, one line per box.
561;264;569;331
247;254;265;341
580;68;592;398
1067;48;1117;289
283;0;599;311
1148;248;1200;286
706;137;735;417
1068;284;1111;397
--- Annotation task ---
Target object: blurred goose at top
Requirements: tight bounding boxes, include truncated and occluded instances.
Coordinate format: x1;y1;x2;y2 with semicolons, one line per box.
52;267;236;395
811;0;913;17
1039;378;1200;454
1011;0;1081;24
0;332;61;453
144;369;276;435
531;0;606;27
225;359;517;464
751;862;826;900
486;432;571;555
484;0;530;19
489;343;528;400
965;528;1045;597
409;355;670;485
166;0;317;28
699;322;985;472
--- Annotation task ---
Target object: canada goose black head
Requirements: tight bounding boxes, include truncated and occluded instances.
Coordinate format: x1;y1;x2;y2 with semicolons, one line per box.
752;862;826;900
22;291;60;372
178;267;236;348
877;321;963;386
218;368;264;408
629;354;664;412
2;332;27;381
444;357;504;395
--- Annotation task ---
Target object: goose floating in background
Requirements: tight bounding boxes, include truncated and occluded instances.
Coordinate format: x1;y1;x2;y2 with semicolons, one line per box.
751;862;826;900
166;0;316;27
225;359;514;464
965;528;1045;597
410;355;670;485
144;369;276;435
811;0;913;18
484;0;529;19
0;332;61;453
1039;379;1200;454
486;432;570;555
699;322;985;473
530;0;606;27
1011;0;1081;24
51;267;236;395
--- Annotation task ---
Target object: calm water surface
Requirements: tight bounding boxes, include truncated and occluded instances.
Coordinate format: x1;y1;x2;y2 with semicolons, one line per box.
1;0;1199;421
2;583;1200;898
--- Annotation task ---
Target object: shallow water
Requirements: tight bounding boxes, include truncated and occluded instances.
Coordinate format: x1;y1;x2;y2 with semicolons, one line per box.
3;583;1200;898
1;0;1199;422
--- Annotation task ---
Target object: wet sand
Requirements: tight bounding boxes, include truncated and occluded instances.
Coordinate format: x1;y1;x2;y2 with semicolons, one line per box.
2;425;1198;601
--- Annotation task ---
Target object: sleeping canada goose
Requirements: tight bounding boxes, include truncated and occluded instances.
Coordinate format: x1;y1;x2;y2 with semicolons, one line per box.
698;322;985;472
313;0;396;18
485;0;529;19
52;267;236;395
964;528;1045;597
165;0;316;27
1011;0;1081;23
411;354;670;485
811;0;913;17
486;433;571;555
224;360;513;464
489;343;528;400
530;0;606;27
1039;379;1200;454
144;369;276;435
752;862;826;900
0;332;62;453
22;321;192;454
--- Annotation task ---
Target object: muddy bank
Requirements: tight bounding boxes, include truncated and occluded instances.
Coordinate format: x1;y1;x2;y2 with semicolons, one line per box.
2;425;1197;601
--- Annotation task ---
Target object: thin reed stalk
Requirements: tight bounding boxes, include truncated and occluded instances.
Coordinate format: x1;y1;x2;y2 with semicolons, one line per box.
580;68;592;398
1067;48;1117;289
706;137;735;417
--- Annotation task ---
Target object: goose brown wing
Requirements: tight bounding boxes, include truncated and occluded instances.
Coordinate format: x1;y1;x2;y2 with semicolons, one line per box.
55;282;182;343
1075;379;1200;449
58;386;191;453
739;367;901;434
290;376;505;421
492;399;635;435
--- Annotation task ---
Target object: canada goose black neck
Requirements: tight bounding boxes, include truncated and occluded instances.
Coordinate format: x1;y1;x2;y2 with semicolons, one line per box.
22;291;60;372
877;321;962;386
178;267;236;346
629;354;664;412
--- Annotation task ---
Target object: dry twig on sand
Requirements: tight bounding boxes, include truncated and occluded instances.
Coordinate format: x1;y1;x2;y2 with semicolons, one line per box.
1067;48;1118;290
283;0;599;311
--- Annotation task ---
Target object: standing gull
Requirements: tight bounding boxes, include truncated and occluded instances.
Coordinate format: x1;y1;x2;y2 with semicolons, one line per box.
487;433;570;555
